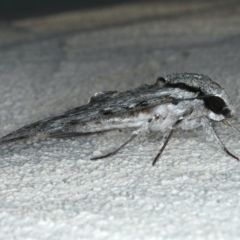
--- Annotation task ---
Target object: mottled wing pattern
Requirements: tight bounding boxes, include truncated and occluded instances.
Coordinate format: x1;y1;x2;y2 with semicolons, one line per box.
0;81;180;145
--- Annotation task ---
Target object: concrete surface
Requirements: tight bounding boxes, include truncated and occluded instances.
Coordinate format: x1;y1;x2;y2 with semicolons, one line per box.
1;1;240;239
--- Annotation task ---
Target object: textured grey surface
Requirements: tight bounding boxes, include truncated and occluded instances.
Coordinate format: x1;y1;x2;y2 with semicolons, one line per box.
1;1;240;239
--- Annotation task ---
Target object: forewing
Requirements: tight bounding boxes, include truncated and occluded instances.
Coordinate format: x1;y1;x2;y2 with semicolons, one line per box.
0;84;198;144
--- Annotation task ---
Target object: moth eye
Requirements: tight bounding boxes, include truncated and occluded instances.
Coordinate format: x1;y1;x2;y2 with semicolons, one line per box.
221;107;231;117
204;96;228;115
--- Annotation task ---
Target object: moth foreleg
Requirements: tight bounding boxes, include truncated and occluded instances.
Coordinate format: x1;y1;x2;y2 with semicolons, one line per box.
151;107;195;166
201;116;239;161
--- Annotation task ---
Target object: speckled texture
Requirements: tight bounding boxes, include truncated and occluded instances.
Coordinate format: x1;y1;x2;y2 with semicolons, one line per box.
164;73;236;116
1;1;240;239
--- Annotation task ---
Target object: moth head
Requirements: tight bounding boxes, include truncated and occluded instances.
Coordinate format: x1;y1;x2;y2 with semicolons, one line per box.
161;73;236;121
204;95;235;121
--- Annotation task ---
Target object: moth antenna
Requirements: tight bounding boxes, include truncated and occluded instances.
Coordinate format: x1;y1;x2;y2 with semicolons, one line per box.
222;119;240;134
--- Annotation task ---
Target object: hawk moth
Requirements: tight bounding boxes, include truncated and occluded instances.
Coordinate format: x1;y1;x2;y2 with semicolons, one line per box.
0;73;238;165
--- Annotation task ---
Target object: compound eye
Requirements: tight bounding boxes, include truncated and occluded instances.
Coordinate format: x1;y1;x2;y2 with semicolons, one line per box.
204;96;225;114
221;107;231;117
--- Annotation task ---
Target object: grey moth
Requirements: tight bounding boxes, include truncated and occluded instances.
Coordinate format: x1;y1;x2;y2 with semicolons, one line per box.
0;73;238;165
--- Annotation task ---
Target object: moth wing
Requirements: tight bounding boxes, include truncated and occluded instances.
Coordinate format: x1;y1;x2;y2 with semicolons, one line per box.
49;131;88;138
0;82;198;145
87;84;155;104
88;91;118;104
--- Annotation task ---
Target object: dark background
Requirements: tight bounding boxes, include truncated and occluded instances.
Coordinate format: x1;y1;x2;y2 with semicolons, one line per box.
1;0;148;20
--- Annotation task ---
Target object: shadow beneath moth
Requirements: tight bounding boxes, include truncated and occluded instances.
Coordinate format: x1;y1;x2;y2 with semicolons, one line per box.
0;73;239;165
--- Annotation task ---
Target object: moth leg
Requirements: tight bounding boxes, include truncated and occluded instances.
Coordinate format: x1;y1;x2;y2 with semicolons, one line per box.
201;116;239;161
91;121;151;160
152;128;174;166
91;134;137;160
151;108;195;166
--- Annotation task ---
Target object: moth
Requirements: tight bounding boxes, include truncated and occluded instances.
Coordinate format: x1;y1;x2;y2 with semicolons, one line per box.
0;73;239;165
